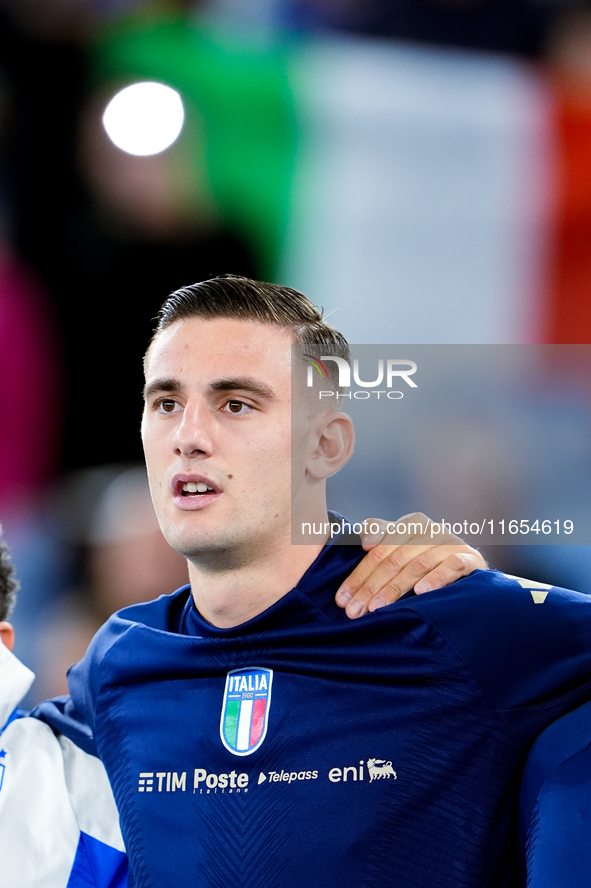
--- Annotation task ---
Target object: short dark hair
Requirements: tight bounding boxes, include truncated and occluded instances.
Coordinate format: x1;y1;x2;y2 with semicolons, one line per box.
146;275;350;393
0;528;18;622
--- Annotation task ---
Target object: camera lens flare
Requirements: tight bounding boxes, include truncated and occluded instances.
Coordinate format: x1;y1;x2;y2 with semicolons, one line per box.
102;82;185;156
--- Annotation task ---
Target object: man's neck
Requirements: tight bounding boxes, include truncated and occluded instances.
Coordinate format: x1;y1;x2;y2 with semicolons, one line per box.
187;539;326;629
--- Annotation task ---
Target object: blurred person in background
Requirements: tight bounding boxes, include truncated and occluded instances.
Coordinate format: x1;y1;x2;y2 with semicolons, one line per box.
0;60;68;683
0;525;128;888
0;243;62;520
0;0;258;475
34;465;189;701
59;69;257;470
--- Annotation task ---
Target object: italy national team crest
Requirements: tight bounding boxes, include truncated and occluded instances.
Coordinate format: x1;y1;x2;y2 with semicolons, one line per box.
220;668;273;756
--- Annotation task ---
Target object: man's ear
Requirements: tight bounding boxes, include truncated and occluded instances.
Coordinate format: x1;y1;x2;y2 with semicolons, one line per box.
306;412;355;480
0;622;14;652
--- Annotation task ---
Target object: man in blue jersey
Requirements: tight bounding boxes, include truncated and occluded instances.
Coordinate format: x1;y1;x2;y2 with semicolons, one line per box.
518;689;591;887
34;275;591;887
0;526;128;888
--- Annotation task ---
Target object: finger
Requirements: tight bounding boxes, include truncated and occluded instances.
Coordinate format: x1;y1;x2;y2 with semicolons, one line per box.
359;518;389;548
414;551;488;595
363;544;451;613
336;543;433;617
368;549;486;609
343;545;488;618
336;512;465;611
335;541;419;606
336;513;485;619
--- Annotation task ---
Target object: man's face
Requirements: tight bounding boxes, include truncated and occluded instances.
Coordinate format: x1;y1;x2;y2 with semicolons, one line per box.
142;317;303;561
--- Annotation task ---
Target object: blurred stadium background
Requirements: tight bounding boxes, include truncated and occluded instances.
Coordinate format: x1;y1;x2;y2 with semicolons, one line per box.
2;0;591;701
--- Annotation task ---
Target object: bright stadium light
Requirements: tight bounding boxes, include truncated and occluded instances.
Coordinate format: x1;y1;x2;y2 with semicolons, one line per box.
102;82;185;156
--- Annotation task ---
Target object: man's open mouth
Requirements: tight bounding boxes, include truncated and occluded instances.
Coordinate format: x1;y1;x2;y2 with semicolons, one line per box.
181;482;216;496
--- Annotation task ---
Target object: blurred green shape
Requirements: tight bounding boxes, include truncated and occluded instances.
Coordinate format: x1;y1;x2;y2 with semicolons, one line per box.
91;8;298;278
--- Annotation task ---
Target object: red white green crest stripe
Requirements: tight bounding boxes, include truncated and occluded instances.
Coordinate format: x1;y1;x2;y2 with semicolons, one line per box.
220;668;273;756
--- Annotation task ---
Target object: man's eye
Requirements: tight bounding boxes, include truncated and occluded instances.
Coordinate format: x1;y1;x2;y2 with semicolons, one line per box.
224;400;251;415
156;399;180;414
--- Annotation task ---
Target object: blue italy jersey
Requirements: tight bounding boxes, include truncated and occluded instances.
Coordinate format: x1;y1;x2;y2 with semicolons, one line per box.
519;699;591;887
34;546;591;888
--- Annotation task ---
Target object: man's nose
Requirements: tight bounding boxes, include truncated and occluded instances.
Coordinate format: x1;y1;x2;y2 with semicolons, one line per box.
172;402;214;458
